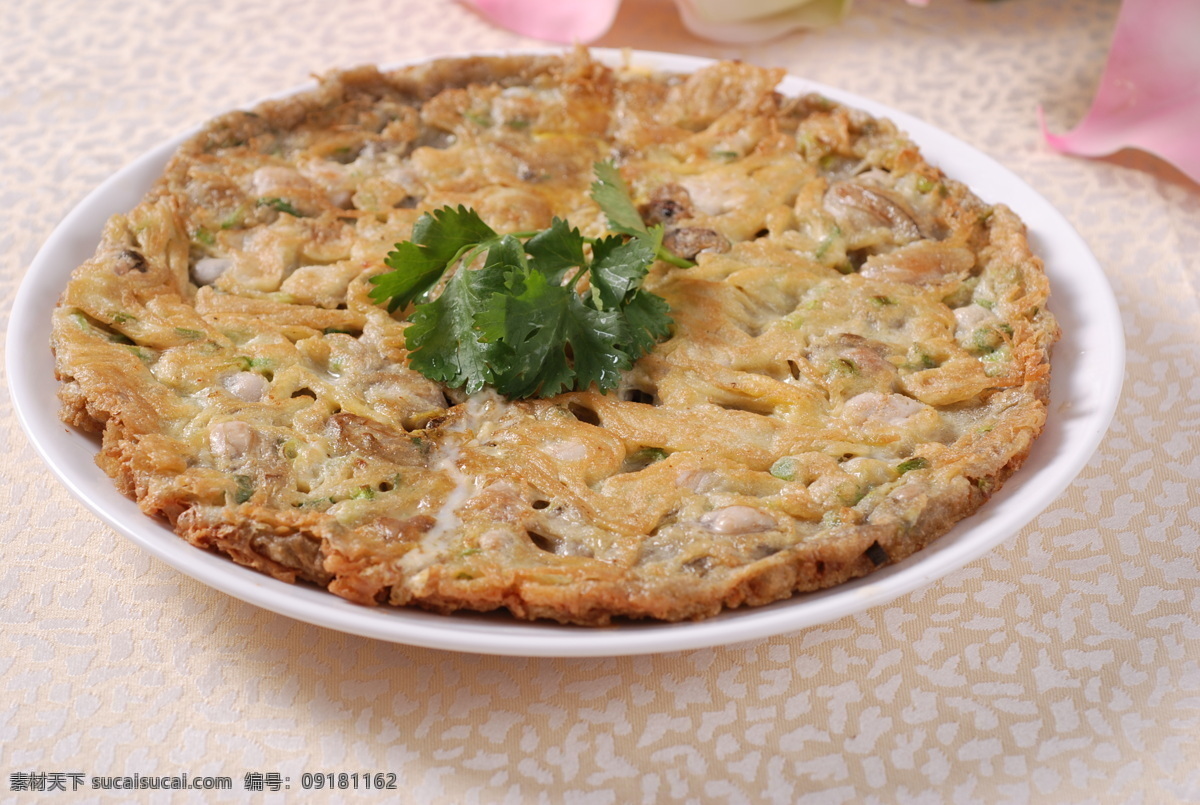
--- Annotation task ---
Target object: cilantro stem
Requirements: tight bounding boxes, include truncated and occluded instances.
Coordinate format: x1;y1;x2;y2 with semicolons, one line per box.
565;264;589;291
458;242;488;269
656;246;694;269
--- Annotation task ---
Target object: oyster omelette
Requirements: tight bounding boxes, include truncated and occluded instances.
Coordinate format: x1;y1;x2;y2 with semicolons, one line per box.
51;51;1058;624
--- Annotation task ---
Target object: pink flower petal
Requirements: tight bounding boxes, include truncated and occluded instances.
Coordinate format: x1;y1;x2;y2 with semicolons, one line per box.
460;0;622;43
1040;0;1200;183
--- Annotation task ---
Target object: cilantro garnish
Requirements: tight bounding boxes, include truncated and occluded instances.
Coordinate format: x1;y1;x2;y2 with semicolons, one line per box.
368;162;686;398
590;161;694;269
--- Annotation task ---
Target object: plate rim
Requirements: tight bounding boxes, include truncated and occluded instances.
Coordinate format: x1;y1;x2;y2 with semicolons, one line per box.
6;48;1125;657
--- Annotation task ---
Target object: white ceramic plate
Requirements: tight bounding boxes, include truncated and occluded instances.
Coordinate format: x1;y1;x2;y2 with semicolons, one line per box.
7;50;1124;657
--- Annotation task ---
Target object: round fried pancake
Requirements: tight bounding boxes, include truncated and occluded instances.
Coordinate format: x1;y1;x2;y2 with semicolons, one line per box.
51;51;1058;624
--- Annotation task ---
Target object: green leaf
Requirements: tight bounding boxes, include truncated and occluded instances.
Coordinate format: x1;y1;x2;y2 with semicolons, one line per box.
524;218;587;284
476;270;569;398
565;293;633;395
483;233;531;278
479;269;629;398
590;235;656;310
619;290;673;357
372;166;684;400
404;262;509;393
413;205;499;265
369;206;500;312
590;160;694;268
591;160;647;238
369;241;446;312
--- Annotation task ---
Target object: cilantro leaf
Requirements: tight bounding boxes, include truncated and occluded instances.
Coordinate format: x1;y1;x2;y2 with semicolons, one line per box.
412;205;498;265
524;218;587;284
563;294;634;395
368;206;499;311
589;234;673;357
590;235;656;309
478;269;629;398
368;241;446;312
620;290;673;357
404;262;508;393
482;233;530;276
474;271;573;398
590;160;694;269
590;161;647;237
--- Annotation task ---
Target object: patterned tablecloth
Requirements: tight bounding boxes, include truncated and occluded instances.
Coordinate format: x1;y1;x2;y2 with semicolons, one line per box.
4;0;1198;801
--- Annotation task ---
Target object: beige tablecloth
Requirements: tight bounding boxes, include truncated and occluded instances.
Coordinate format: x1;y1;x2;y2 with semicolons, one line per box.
4;0;1198;801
